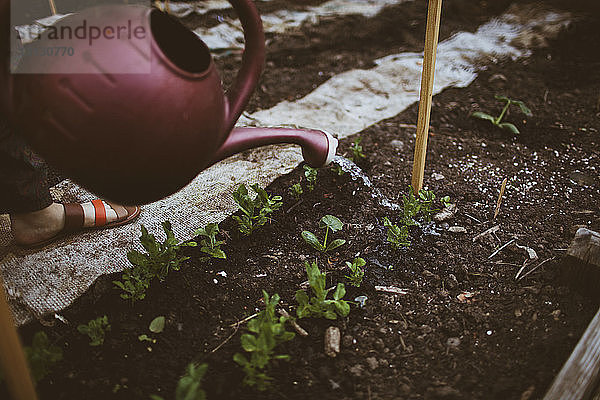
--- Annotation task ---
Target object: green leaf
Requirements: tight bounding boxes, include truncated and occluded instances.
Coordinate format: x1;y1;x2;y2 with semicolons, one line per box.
233;184;254;216
326;239;346;252
127;250;147;267
295;289;309;306
240;334;257;352
499;122;520;134
233;353;248;366
176;363;208;400
204;223;219;237
354;257;366;267
324;310;338;320
138;334;153;342
494;94;510;102
319;215;343;232
149;316;166;333
512;100;532;116
201;247;226;259
301;230;324;251
77;325;89;335
112;280;125;290
333;283;346;301
334;300;350;316
139;225;158;253
471;111;496;123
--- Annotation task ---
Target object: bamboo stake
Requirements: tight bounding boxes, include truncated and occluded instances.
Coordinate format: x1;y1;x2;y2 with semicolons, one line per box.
0;275;38;400
494;177;508;219
411;0;443;193
48;0;57;15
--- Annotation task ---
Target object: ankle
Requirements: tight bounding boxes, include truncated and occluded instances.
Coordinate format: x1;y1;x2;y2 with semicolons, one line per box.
10;203;65;245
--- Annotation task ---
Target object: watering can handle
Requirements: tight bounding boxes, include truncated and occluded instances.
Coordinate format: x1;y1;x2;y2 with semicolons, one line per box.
225;0;265;133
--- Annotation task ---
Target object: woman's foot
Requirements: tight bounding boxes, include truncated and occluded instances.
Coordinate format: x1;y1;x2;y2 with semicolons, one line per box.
10;200;140;247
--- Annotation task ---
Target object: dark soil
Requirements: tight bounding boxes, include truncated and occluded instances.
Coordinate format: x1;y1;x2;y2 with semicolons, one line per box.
6;0;600;399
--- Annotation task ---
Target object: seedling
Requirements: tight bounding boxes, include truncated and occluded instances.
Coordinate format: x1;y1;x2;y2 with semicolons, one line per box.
0;331;63;384
193;222;226;260
350;136;366;162
232;183;282;236
151;363;208;400
383;217;410;249
401;187;451;224
400;188;421;226
296;261;350;320
113;221;194;302
345;257;366;287
301;214;346;253
77;315;110;346
471;95;532;134
233;291;295;391
149;316;166;333
288;182;303;199
138;334;156;343
303;165;318;191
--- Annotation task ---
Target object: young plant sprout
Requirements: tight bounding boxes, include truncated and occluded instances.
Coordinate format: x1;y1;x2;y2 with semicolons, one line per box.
383;217;410;249
151;363;209;400
350;136;366;162
471;95;532;134
77;316;111;346
345;257;366;287
193;222;226;261
233;291;295;391
301;215;346;253
113;222;194;303
232;183;283;236
0;332;63;384
288;182;303;199
303;165;318;191
401;187;451;225
296;261;350;320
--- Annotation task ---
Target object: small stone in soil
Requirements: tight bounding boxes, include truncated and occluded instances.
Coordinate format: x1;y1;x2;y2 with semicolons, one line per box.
448;226;467;233
446;337;461;348
434;203;457;221
390;139;405;149
324;326;341;358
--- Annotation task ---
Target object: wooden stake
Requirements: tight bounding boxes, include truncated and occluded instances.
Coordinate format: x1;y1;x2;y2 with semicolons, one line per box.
494;177;508;219
411;0;443;193
48;0;57;15
0;275;38;400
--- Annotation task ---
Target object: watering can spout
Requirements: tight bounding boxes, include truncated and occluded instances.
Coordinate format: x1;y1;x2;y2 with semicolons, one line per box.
210;127;338;168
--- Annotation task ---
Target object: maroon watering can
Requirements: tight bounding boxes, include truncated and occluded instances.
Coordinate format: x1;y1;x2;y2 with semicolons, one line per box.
0;0;337;204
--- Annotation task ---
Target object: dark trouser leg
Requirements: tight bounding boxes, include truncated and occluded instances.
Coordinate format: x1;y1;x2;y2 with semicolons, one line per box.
0;119;53;214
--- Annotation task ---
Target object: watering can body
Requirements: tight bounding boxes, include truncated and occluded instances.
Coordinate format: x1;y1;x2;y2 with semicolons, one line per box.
0;0;337;205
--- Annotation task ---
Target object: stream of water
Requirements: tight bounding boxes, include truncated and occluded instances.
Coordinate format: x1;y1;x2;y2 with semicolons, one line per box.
331;155;401;211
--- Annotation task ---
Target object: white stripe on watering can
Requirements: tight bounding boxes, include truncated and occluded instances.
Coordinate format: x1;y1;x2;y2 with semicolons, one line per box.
0;4;571;325
195;0;411;49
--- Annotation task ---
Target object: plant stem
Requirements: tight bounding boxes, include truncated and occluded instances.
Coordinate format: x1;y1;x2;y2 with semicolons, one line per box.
323;227;329;249
495;100;511;125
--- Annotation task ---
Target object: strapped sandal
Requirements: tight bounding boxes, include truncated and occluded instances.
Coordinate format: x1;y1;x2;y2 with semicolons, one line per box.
21;200;140;248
